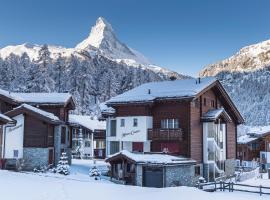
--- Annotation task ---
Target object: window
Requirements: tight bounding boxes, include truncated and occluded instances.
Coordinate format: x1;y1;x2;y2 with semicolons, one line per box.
203;98;207;106
133;118;138;127
110;120;116;136
211;100;215;107
13;150;19;158
120;119;125;127
61;127;66;144
161;119;179;129
110;141;120;154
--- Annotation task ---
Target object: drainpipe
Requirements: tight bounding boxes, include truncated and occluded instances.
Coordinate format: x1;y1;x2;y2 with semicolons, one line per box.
91;131;94;162
2;121;17;159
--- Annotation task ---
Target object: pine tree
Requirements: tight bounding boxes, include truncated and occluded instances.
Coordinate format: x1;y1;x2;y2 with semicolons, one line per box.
89;166;101;180
56;152;70;175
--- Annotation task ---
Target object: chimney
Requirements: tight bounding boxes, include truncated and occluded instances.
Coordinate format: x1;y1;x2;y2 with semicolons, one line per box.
148;89;151;94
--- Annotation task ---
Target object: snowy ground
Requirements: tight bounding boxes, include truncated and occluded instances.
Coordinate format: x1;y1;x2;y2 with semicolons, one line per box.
0;159;269;200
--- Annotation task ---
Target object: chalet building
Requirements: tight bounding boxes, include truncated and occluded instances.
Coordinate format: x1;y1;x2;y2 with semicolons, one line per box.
237;127;270;169
69;115;106;159
0;89;75;170
102;77;244;184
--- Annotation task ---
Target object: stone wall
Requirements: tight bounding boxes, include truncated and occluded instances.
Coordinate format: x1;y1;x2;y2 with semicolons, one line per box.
23;148;49;170
225;159;235;177
135;164;197;187
135;165;143;186
165;165;197;187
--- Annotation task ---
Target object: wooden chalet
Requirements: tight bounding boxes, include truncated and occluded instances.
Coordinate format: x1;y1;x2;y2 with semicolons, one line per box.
237;127;270;169
0;89;75;170
102;77;244;184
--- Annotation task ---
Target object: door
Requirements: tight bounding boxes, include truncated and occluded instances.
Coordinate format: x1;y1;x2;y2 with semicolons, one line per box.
48;148;54;165
143;166;163;188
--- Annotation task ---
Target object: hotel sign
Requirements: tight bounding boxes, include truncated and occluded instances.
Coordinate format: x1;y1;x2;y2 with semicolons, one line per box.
122;130;140;137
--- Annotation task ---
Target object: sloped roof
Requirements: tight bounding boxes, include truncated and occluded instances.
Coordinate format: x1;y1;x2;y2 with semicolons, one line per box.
5;103;62;124
0;113;13;124
106;150;196;165
107;77;216;104
69;114;106;131
0;88;75;108
238;126;270;144
201;108;232;122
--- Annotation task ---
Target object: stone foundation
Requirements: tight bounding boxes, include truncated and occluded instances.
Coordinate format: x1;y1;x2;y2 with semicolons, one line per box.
225;159;235;177
165;164;198;187
23;148;49;170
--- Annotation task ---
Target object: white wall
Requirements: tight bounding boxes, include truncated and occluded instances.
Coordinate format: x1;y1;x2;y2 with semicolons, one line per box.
4;114;24;159
115;116;153;142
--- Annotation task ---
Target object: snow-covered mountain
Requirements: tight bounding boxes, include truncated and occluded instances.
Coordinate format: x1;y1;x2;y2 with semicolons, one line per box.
200;39;270;126
0;17;181;78
0;17;188;115
200;39;270;76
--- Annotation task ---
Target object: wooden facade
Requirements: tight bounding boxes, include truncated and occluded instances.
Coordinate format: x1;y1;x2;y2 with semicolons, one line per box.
237;134;270;161
108;80;244;163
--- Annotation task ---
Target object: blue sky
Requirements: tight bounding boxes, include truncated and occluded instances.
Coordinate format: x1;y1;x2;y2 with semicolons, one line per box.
1;0;270;76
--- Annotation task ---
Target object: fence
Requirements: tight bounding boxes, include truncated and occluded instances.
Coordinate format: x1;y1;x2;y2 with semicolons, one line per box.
196;181;270;196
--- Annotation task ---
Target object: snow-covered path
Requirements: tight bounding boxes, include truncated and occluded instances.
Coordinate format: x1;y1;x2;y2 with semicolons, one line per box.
0;160;269;200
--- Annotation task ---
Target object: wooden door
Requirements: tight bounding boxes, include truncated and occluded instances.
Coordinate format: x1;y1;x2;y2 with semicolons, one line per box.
48;148;54;165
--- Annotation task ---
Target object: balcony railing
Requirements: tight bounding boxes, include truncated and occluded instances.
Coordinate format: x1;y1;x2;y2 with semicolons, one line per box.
148;128;183;141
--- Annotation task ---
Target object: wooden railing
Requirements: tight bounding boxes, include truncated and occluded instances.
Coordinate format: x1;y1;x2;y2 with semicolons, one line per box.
147;128;183;141
196;181;270;196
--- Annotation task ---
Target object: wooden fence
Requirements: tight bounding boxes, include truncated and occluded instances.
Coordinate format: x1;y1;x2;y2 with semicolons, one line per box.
196;181;270;196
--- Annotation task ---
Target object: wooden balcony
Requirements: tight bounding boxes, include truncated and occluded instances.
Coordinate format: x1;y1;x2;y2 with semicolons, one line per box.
147;128;183;141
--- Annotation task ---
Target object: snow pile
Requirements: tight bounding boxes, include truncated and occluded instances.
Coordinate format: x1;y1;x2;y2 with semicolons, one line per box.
107;77;216;104
69;114;106;130
107;150;196;165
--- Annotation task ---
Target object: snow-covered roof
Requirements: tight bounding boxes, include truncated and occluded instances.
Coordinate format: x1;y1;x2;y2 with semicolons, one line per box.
238;125;270;144
107;77;217;104
247;126;270;136
201;108;231;122
6;104;60;123
0;88;73;106
69;114;106;131
106;150;196;165
238;135;258;144
0;113;13;122
100;102;115;114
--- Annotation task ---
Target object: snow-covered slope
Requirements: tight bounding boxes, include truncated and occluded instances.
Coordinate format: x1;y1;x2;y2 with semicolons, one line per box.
200;39;270;126
200;39;270;76
0;17;181;78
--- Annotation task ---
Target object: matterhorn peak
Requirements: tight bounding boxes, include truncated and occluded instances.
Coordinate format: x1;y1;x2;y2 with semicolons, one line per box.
75;16;116;49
